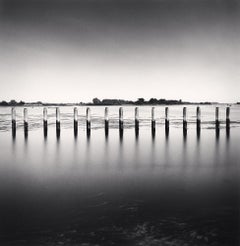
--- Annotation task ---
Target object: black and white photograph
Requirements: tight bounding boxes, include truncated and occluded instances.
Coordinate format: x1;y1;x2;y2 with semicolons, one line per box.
0;0;239;245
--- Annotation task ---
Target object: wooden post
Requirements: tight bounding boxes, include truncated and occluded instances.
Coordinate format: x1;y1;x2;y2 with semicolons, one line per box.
86;107;91;137
226;107;230;130
24;108;28;138
104;107;109;137
215;107;220;138
183;107;187;136
119;107;123;138
196;106;201;136
119;107;123;130
56;107;60;138
135;107;139;137
151;107;156;136
165;107;169;135
74;107;78;137
43;107;48;137
215;107;220;129
11;108;16;138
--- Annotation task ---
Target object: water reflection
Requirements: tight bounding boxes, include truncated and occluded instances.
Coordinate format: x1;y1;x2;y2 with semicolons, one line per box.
164;129;170;167
226;126;230;140
105;122;109;139
1;125;239;246
151;126;156;139
119;128;123;142
197;127;201;141
150;131;156;168
165;125;169;139
118;130;124;171
216;127;220;140
56;124;60;140
12;123;16;140
182;130;188;168
133;131;139;169
104;130;109;168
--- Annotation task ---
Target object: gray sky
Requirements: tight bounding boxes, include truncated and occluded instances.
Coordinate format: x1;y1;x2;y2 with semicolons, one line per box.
0;0;239;103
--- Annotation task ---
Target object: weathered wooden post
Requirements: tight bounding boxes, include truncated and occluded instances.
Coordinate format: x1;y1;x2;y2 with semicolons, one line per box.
56;107;60;138
74;107;78;137
215;107;220;129
86;107;91;137
183;107;187;136
24;108;28;138
104;107;109;137
151;107;156;136
119;107;123;138
119;107;123;130
165;107;169;135
11;108;16;138
215;107;220;138
43;107;48;137
135;107;139;137
196;106;201;137
226;107;230;130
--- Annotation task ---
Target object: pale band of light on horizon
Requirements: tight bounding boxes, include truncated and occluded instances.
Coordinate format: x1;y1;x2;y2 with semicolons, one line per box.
0;0;239;103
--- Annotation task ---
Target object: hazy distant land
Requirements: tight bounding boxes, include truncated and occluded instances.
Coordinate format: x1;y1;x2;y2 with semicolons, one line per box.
0;98;236;107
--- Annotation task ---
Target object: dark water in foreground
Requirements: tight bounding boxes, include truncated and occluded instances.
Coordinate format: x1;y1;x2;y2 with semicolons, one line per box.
0;125;239;246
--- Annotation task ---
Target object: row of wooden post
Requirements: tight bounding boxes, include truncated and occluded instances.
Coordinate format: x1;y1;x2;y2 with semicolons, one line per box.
11;106;231;138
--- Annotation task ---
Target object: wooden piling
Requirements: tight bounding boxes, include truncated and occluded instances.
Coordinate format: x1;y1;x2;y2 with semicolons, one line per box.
183;107;187;135
135;107;139;136
43;107;48;137
119;107;123;130
56;107;60;138
215;107;220;130
104;107;109;137
24;108;28;137
119;107;123;139
11;108;16;138
74;107;78;136
226;107;230;130
196;106;201;134
151;107;156;135
165;107;169;134
215;107;220;138
86;107;91;137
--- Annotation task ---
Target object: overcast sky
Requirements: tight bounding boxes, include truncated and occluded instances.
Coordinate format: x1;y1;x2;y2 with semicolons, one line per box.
0;0;239;103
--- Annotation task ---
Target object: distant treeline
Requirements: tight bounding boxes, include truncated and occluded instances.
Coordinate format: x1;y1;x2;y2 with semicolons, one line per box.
1;98;234;106
89;98;212;106
0;100;25;106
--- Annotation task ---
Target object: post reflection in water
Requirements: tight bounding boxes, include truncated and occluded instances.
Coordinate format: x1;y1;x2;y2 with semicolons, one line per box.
150;129;156;168
164;128;170;167
117;129;124;171
182;129;188;168
133;130;139;169
103;130;109;168
119;128;124;142
216;127;220;140
0;117;239;246
226;125;230;140
197;127;201;141
105;123;109;139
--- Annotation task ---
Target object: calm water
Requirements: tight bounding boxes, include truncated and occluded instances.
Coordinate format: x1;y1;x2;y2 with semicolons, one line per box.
0;105;239;246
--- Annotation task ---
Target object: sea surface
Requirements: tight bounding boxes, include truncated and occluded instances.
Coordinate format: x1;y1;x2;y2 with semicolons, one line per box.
0;105;239;246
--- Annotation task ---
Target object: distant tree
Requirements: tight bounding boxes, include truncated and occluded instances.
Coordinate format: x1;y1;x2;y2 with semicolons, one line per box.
149;98;158;104
9;100;17;105
19;101;25;105
0;100;8;106
92;98;101;105
136;98;145;105
159;99;166;104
